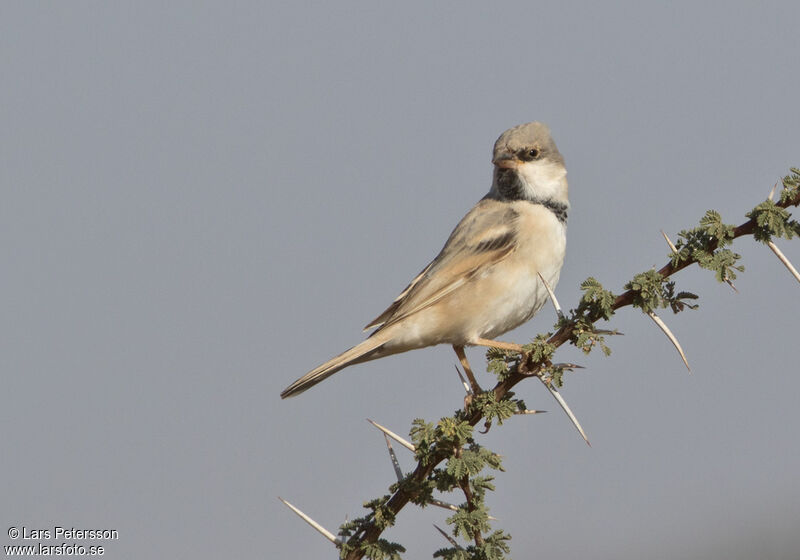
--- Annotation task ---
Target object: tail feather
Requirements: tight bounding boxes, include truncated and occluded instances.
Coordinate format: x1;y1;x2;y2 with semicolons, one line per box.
280;337;388;398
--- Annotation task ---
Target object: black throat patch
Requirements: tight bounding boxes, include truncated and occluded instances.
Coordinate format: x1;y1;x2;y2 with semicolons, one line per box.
537;199;569;224
495;169;568;224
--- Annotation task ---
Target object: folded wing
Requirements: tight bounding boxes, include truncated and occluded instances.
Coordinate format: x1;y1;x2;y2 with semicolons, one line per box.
365;199;520;335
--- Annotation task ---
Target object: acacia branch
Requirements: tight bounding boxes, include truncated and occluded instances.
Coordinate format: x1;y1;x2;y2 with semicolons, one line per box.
338;180;800;559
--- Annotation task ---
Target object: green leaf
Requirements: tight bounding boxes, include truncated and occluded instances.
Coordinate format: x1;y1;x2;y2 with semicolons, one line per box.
359;539;405;560
747;200;799;242
699;210;735;244
576;277;616;320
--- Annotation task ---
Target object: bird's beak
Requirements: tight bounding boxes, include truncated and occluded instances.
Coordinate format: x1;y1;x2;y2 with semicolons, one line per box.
492;154;519;169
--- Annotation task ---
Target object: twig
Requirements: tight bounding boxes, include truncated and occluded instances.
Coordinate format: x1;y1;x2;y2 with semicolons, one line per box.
458;469;484;547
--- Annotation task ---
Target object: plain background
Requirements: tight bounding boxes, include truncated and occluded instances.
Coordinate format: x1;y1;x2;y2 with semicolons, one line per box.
2;2;799;559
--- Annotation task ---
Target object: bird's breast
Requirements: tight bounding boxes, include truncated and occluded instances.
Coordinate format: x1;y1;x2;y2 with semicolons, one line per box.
473;201;567;339
380;201;568;350
513;201;567;281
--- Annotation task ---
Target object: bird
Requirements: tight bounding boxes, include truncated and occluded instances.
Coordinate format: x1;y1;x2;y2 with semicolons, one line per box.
281;121;569;399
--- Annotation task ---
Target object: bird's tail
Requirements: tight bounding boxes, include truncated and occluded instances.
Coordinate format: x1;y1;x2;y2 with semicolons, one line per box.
280;335;389;398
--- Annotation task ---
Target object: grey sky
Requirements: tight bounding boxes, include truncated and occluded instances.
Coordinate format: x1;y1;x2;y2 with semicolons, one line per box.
2;2;799;559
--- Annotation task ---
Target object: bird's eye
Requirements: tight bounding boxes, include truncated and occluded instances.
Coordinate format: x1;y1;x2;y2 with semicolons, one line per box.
528;149;540;158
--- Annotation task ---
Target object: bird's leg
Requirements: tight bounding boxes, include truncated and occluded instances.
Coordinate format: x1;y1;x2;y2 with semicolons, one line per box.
453;345;482;408
470;337;524;353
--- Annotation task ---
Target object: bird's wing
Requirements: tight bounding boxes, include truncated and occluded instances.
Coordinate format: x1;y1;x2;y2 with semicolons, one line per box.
365;198;519;333
363;260;435;331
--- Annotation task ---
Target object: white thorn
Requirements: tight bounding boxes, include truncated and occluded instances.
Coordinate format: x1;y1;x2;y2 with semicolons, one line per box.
366;419;416;452
551;362;585;371
454;364;472;395
514;409;547;415
538;272;563;318
661;230;678;254
646;311;691;372
430;499;459;512
767;241;800;284
383;433;404;482
541;379;590;446
433;524;464;549
278;497;342;545
768;181;778;201
429;498;496;519
593;329;624;336
724;276;739;293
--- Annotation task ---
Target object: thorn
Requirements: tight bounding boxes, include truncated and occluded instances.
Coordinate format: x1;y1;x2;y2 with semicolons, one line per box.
724;276;739;293
479;419;492;434
428;499;497;519
593;329;624;336
538;272;563;318
515;409;547;415
454;345;483;401
541;379;590;446
767;241;800;284
367;419;416;452
454;364;471;395
278;497;342;545
551;362;585;371
661;230;678;254
646;311;691;372
430;499;458;513
383;433;404;482
433;524;464;549
769;181;778;201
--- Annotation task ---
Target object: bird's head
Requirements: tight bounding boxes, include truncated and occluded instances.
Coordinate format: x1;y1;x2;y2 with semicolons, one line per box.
490;122;568;205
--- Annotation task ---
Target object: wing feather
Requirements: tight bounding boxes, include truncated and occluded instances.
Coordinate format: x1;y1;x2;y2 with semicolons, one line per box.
365;199;519;335
363;261;434;331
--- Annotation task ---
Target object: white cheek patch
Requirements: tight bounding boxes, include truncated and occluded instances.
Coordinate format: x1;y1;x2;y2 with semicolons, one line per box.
518;161;568;201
